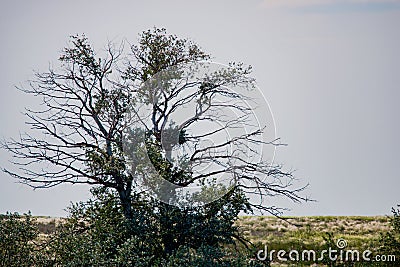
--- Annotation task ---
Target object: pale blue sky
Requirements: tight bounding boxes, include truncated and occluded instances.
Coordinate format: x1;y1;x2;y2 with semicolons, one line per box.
1;0;399;216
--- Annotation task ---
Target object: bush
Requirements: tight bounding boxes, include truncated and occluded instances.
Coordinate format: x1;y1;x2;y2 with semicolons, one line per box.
47;189;256;266
378;205;400;266
0;212;38;267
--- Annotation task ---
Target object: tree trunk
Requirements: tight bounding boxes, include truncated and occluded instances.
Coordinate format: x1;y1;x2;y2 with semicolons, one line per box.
118;188;133;222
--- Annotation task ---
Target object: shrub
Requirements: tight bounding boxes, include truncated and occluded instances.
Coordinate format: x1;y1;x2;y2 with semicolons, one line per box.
378;205;400;266
0;212;38;267
47;189;257;266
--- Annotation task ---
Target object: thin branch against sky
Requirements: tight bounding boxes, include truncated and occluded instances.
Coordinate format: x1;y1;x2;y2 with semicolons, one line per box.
0;0;399;216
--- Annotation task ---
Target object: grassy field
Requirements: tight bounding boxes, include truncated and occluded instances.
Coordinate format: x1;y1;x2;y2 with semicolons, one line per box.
237;215;390;249
236;216;392;266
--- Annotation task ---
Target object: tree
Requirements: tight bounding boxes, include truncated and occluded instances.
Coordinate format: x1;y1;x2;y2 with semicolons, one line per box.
2;28;307;262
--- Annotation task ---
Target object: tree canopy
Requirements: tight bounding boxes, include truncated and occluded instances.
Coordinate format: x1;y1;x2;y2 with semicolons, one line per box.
2;28;308;265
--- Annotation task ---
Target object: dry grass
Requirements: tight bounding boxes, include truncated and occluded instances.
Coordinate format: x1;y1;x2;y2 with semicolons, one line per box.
34;216;65;239
236;216;390;253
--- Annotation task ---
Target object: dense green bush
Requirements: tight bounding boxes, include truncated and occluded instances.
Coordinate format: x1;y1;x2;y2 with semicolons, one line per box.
46;188;255;266
0;212;38;267
378;205;400;266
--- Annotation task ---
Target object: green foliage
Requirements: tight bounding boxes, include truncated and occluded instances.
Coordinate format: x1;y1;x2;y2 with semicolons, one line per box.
43;188;255;266
0;212;39;267
378;205;400;266
127;27;210;82
48;190;151;266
